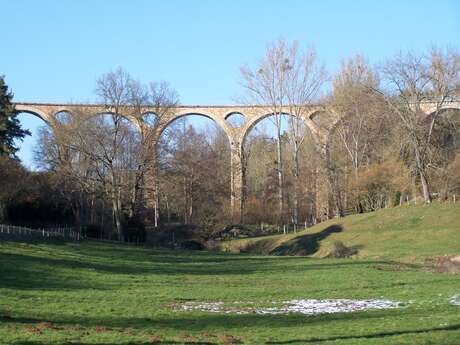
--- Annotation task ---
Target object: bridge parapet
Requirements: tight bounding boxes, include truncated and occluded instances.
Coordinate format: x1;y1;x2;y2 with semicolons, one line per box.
14;102;335;144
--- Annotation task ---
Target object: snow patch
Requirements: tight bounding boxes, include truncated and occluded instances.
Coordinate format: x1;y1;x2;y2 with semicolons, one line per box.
173;299;400;315
449;295;460;306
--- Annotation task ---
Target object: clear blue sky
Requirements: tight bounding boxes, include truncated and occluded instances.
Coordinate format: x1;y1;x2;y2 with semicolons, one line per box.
2;0;459;168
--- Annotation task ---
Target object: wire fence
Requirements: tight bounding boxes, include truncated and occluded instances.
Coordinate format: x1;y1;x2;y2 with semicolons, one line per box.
0;224;81;241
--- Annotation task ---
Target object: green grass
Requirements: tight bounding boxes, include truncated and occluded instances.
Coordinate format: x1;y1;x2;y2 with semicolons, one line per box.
222;203;460;261
1;203;460;344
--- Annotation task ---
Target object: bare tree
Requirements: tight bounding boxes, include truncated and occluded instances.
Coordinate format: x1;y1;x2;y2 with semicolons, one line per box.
127;79;179;227
240;39;289;223
240;38;326;225
332;56;381;174
94;68;134;240
379;47;460;203
144;82;179;227
283;42;327;225
329;55;393;212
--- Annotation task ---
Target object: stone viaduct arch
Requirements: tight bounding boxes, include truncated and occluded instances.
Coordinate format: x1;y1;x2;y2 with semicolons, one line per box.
15;106;53;125
14;100;460;223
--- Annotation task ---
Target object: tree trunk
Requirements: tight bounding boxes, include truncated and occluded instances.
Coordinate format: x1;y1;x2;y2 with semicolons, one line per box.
310;166;318;224
0;201;6;223
188;176;194;222
324;149;344;218
129;181;136;219
165;195;171;224
420;171;432;204
276;119;284;223
110;172;124;241
154;184;159;228
414;147;432;203
183;176;188;224
129;167;143;219
112;194;123;241
292;141;300;225
90;195;95;224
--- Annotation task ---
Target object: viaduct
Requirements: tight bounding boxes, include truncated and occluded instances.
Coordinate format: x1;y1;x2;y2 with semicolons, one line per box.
14;101;460;222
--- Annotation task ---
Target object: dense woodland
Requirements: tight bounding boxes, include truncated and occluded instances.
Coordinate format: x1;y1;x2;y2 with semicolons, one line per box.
1;40;460;243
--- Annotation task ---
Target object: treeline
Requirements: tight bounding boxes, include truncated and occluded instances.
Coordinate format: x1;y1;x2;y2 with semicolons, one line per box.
1;40;459;242
240;41;460;225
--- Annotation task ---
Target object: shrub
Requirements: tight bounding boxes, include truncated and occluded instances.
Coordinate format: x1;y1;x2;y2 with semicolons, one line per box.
83;224;103;239
217;334;241;344
204;239;221;251
328;241;358;258
179;239;205;250
427;255;460;273
148;335;161;344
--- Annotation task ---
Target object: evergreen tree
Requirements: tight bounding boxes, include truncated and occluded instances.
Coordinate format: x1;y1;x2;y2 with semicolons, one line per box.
0;76;30;158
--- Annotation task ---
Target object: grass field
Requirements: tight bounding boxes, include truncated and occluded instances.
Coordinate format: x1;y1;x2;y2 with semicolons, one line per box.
1;203;460;344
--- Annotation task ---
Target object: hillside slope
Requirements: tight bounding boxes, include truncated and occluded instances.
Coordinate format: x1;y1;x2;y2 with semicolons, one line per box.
221;203;460;260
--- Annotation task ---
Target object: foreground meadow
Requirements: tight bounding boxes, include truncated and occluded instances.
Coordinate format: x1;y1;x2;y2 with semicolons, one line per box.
0;238;459;344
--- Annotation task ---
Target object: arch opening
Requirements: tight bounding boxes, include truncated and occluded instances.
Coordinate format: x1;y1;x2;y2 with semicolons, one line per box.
15;112;52;171
158;112;228;140
241;113;319;226
142;112;159;126
225;112;246;128
14;108;50;124
55;110;73;125
156;113;232;230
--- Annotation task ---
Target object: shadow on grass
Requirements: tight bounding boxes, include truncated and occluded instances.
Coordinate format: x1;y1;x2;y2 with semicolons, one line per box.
265;324;460;344
11;340;217;345
272;224;343;256
0;250;112;291
0;307;409;331
1;245;424;294
1;239;393;291
241;224;343;256
4;306;459;344
2;238;427;296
